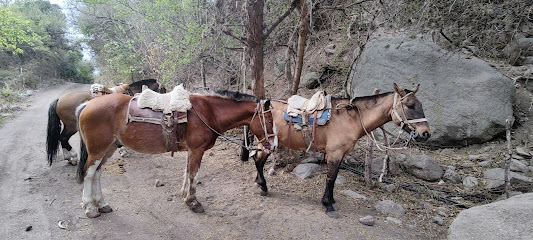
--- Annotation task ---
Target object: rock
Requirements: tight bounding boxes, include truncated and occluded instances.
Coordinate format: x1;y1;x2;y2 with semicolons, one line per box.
302;72;321;89
349;35;515;147
443;168;461;183
401;154;443;181
483;168;533;190
324;44;336;55
448;193;533;240
433;216;444;226
155;179;165;187
343;154;358;165
516;147;531;157
335;175;346;185
292;163;321;179
381;183;398;193
478;160;493;168
510;159;529;173
340;190;367;200
462;176;478;188
374;200;406;216
386;216;402;225
359;215;374;226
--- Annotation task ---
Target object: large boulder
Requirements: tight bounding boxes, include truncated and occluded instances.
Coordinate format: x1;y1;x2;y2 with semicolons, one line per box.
348;35;515;147
447;193;533;240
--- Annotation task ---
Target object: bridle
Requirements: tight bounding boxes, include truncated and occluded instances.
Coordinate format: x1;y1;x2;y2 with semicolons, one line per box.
250;100;277;148
192;100;276;151
339;91;427;150
391;92;427;135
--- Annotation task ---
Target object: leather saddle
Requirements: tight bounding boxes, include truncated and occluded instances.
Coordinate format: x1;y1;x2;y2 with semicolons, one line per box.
126;85;191;155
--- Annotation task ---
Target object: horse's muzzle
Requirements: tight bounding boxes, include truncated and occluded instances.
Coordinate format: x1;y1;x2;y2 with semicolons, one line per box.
411;130;431;141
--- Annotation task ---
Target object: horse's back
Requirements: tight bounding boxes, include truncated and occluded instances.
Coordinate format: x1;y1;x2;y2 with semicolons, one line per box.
56;90;92;130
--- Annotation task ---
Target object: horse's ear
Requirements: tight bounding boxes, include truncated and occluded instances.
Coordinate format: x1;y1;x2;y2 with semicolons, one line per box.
412;84;420;94
393;83;403;94
263;100;271;109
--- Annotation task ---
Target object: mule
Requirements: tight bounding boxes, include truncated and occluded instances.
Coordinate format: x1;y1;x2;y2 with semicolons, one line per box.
249;84;430;217
46;80;164;165
46;83;131;165
76;90;277;218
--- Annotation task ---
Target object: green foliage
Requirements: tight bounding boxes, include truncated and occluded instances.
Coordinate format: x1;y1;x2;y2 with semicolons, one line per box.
0;6;42;54
0;87;19;103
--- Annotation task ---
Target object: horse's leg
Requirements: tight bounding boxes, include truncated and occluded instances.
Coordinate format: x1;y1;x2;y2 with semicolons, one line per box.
181;150;205;213
253;150;271;196
321;151;344;218
82;159;102;218
93;144;118;213
59;128;78;165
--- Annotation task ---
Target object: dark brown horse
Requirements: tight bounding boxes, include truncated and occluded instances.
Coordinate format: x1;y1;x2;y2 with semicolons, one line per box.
249;84;430;217
76;90;277;218
46;83;131;165
46;79;165;165
128;78;167;94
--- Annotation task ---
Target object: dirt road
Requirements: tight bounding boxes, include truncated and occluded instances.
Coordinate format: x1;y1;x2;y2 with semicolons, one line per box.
0;83;442;239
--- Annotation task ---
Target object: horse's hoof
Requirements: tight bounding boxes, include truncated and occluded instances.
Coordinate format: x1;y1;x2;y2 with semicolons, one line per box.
190;202;204;213
260;190;268;196
85;209;101;218
68;160;78;166
99;205;113;213
326;211;340;219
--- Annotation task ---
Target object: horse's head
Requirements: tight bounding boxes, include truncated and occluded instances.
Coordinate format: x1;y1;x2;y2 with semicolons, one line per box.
115;83;132;95
391;83;431;141
249;99;278;153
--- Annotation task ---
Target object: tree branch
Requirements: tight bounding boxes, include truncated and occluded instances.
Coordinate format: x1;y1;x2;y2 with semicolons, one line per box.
263;0;299;40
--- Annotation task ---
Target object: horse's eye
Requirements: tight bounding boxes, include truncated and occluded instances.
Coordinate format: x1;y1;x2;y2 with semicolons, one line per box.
406;103;415;109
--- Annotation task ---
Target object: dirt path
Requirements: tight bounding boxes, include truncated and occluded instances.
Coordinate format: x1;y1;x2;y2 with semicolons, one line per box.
0;83;443;239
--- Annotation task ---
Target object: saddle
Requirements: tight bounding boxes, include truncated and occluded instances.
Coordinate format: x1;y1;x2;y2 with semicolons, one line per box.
126;85;192;155
284;90;331;127
283;90;332;153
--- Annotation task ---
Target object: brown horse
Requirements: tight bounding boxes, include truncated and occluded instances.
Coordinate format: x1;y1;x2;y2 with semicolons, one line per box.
46;80;165;165
76;90;277;218
46;83;131;165
250;84;430;217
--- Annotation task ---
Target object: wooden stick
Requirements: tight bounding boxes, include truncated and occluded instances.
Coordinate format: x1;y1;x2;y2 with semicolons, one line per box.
505;116;515;199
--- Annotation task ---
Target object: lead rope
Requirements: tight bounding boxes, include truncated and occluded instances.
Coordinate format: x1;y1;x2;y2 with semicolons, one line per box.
192;102;270;151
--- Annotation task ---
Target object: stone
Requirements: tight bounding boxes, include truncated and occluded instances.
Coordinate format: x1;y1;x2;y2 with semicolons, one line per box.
349;36;515;147
359;215;374;226
292;163;321;179
374;200;406;216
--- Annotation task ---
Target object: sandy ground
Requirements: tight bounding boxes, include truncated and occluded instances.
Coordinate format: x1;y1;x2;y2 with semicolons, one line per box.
0;83;446;240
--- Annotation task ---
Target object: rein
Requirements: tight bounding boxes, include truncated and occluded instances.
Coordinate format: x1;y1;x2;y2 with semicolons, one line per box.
191;100;274;151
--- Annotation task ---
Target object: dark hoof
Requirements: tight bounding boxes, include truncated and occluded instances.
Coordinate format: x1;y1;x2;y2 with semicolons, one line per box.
260;190;268;196
190;202;204;213
99;205;113;213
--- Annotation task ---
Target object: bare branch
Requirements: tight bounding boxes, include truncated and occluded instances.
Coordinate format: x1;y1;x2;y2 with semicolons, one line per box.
263;0;299;40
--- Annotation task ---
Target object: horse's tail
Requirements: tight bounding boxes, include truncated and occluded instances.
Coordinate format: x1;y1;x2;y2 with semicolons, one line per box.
76;103;88;183
46;99;61;166
240;125;253;162
77;137;88;183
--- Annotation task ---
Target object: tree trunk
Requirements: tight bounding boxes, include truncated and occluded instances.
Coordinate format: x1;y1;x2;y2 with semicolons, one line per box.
247;0;265;99
291;0;309;95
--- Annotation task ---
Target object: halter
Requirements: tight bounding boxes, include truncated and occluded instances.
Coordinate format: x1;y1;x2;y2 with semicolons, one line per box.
250;100;277;149
391;92;427;131
341;92;427;151
193;100;276;151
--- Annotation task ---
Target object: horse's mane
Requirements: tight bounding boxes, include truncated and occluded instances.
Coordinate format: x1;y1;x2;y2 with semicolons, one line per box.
129;78;158;87
211;90;258;102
